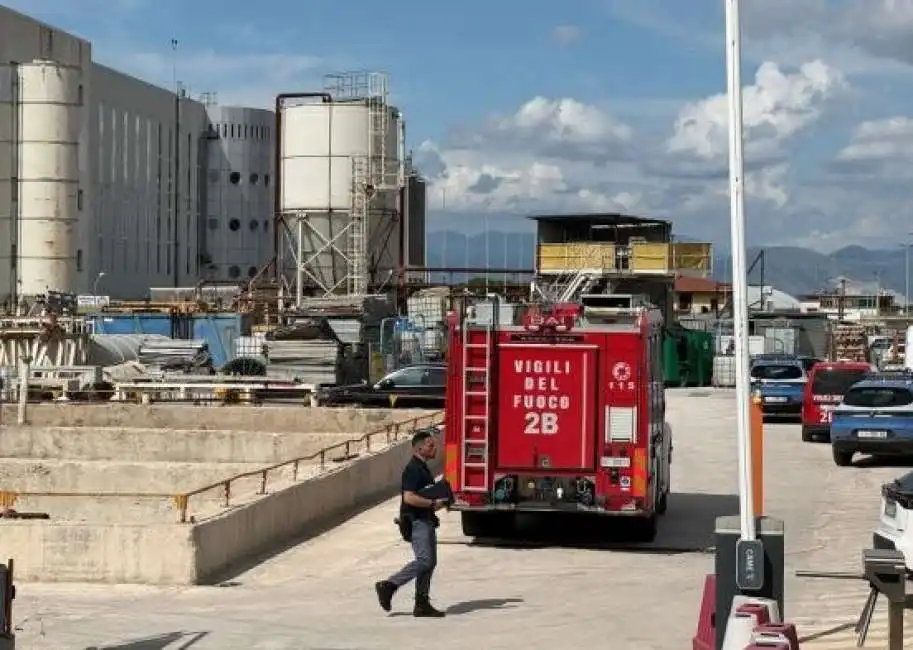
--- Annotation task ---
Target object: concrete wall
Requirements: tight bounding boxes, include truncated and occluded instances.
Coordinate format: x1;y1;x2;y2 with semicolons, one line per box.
2;431;442;584
0;403;432;432
0;426;409;463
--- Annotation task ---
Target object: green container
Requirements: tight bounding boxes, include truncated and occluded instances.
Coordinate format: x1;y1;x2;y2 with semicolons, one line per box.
663;334;682;386
663;327;714;387
683;329;713;387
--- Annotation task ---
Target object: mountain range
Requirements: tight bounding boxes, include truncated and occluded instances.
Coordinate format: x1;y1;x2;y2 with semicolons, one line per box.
425;231;913;299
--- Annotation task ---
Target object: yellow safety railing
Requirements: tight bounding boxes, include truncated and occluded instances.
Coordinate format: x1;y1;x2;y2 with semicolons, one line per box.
537;243;616;272
0;410;444;524
538;241;712;275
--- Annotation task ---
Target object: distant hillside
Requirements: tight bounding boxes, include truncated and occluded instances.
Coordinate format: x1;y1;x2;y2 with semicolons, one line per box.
425;231;910;297
711;246;909;297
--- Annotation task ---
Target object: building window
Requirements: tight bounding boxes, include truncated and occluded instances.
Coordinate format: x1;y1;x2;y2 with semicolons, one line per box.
229;218;241;231
263;220;269;231
264;174;270;186
77;84;84;106
678;293;693;312
249;173;259;184
228;265;241;279
207;218;219;230
248;266;258;278
249;219;258;231
229;171;241;185
77;189;83;211
76;249;83;272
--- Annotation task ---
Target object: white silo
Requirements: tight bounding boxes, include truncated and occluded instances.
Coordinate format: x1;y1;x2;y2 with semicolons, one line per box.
278;71;402;301
18;60;83;297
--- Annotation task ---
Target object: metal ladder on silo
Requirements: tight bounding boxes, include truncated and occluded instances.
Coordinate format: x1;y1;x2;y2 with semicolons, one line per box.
348;157;369;295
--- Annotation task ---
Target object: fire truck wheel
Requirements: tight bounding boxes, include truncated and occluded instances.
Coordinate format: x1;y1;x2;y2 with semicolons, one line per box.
801;426;814;443
656;489;669;515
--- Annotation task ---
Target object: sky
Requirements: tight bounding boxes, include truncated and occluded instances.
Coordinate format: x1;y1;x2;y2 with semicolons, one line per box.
10;0;913;252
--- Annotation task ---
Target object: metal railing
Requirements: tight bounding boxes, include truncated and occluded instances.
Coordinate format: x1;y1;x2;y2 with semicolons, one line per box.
0;410;444;523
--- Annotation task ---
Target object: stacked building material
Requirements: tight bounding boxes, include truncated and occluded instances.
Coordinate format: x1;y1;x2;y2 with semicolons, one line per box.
264;339;338;385
138;339;212;373
292;295;396;348
832;323;867;362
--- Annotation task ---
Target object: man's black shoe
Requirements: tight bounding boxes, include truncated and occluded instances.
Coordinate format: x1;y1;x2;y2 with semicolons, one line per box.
375;581;397;612
413;596;446;618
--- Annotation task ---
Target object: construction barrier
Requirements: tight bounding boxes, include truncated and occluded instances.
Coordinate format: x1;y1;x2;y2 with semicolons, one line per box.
694;577;801;650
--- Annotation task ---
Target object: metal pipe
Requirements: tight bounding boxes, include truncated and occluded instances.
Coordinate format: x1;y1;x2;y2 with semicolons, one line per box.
724;0;756;541
16;356;29;425
173;84;181;288
905;238;910;315
398;111;406;188
272;92;332;282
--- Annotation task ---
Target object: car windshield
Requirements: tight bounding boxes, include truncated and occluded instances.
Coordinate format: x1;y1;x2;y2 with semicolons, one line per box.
751;364;802;380
843;386;913;408
812;369;869;395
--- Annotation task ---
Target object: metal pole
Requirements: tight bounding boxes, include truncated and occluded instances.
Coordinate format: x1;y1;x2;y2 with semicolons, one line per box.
905;240;910;315
725;0;756;542
16;357;29;426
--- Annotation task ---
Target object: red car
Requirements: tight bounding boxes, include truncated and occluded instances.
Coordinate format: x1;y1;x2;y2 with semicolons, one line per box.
801;360;874;443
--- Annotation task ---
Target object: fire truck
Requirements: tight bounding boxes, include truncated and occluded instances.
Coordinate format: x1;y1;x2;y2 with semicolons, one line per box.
443;295;673;542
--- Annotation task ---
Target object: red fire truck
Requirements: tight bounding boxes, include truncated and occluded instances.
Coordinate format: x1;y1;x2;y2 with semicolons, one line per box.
443;296;673;542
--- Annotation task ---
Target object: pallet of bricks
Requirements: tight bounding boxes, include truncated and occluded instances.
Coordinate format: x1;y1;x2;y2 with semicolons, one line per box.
831;323;867;362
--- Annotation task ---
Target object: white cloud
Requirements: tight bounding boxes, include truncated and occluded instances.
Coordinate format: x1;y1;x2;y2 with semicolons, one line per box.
417;58;861;247
837;117;913;162
667;61;845;159
103;49;323;108
551;25;582;45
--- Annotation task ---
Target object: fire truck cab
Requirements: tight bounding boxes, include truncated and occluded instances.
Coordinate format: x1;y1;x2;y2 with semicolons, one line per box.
443;295;673;542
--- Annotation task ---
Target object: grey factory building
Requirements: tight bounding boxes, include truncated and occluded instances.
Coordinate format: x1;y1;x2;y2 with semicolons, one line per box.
0;6;282;303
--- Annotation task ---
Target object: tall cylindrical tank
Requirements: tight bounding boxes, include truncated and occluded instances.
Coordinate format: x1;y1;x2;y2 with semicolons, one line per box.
18;60;83;296
279;99;399;289
0;64;16;307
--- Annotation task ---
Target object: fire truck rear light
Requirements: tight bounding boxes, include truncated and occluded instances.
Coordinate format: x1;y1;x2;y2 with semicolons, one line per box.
606;406;636;443
632;448;646;497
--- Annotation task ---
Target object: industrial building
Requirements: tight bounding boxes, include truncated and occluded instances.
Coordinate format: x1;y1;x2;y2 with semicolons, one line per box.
0;5;427;309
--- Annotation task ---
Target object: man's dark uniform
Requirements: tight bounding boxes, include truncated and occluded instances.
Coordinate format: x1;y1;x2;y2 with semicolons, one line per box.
375;444;445;617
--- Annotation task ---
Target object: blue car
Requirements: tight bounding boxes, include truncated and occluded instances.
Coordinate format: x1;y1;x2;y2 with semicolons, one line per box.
831;372;913;467
750;355;807;420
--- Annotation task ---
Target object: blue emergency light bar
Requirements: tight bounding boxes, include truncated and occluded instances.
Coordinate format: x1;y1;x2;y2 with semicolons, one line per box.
863;369;913;383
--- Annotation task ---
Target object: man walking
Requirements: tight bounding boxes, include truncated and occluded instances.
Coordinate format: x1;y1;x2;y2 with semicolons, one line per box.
375;430;447;617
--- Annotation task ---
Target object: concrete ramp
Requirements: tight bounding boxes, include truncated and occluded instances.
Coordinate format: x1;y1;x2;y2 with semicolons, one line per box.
3;431;440;583
0;404;442;584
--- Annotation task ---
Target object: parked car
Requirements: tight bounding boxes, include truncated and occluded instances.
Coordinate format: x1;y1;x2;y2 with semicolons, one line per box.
873;470;913;572
314;363;446;408
830;371;913;466
750;354;808;420
800;360;874;443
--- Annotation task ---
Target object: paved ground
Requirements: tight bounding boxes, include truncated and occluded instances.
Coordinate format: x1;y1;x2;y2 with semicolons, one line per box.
10;388;911;649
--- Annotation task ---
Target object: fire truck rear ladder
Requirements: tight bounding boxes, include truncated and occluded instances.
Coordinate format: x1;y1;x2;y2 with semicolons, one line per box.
461;321;493;492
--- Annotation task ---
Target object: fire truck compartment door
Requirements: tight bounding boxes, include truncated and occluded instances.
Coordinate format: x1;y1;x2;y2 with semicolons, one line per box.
496;344;597;471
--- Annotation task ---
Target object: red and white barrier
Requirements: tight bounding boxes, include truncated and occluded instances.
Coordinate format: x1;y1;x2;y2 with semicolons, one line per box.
693;573;801;650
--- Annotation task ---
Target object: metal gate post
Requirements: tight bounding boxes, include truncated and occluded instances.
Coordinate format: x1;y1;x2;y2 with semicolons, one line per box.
714;515;785;650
